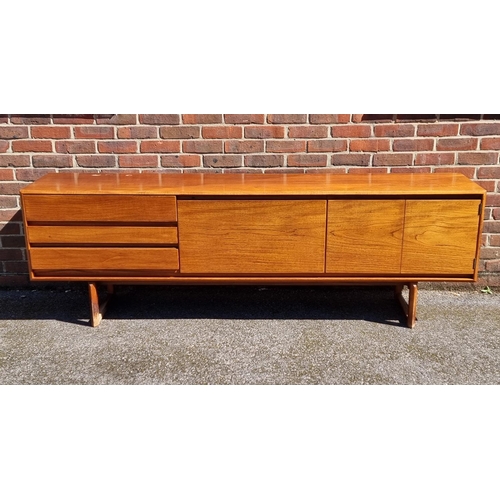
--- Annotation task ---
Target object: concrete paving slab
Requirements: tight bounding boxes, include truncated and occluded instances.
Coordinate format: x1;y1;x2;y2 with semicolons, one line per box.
1;284;499;384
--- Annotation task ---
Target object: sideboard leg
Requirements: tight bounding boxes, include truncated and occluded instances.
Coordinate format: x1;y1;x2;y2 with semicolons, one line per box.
88;282;114;327
394;283;418;328
407;282;418;328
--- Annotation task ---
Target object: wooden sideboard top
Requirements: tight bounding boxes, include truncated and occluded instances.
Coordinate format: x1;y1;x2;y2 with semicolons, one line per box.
21;172;486;196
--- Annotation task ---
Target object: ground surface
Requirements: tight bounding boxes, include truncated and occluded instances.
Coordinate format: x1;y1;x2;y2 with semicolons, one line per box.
1;284;499;384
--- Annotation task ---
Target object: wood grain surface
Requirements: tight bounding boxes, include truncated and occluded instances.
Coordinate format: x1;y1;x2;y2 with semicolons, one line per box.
401;199;482;275
178;200;326;274
326;199;405;274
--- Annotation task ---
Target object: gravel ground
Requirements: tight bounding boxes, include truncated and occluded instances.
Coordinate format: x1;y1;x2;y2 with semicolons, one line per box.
1;284;499;384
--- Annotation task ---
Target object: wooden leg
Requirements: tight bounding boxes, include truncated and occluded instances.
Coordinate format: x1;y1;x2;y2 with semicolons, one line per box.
394;283;418;328
88;282;114;327
407;283;418;328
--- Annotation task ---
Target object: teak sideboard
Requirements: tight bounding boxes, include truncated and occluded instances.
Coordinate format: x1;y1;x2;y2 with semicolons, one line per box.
20;172;486;327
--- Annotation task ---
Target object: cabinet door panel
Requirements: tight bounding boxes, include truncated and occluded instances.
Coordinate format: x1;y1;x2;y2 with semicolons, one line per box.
326;199;405;274
401;199;481;275
178;200;326;274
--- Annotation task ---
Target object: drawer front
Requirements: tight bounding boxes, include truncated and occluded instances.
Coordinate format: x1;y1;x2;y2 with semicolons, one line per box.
23;194;177;223
30;247;179;272
27;226;178;245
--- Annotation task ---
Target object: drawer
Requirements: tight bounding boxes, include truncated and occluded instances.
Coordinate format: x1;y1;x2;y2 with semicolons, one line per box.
30;247;179;272
27;226;178;245
23;194;177;223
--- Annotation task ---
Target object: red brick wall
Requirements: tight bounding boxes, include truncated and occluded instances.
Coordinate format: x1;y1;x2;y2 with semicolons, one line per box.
1;114;499;286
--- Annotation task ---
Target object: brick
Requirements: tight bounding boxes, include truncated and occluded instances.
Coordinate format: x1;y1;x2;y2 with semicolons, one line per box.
0;248;23;260
433;167;476;177
203;155;242;168
287;154;327;167
140;141;180;153
0;140;7;152
161;155;201;168
245;155;284;167
490;235;500;245
118;155;158;168
12;140;52;152
373;153;412;166
415;153;455;166
0;210;22;224
31;126;71;139
307;139;347;153
202;126;242;139
56;141;96;154
374;124;415;137
396;114;438;122
0;126;29;139
52;115;95;124
139;114;180;125
263;168;305;174
224;114;265;124
417;123;459;137
437;138;477;151
96;114;137;125
118;126;157;139
0;275;30;286
485;260;500;272
310;114;350;124
0;169;14;181
350;139;390;152
289;126;328;138
360;114;394;122
475;180;496;192
0;196;18;209
493;209;500;220
16;168;57;181
244;126;285;139
0;155;30;167
0;115;7;123
0;274;30;286
393;138;434;151
32;155;73;168
0;222;21;234
268;114;306;124
457;152;498;165
183;140;223;154
98;141;137;154
331;153;370;166
480;248;500;259
4;261;29;274
478;166;500;178
349;167;388;173
76;155;115;168
160;126;200;139
461;123;500;136
10;115;50;125
266;140;306;153
75;126;114;139
225;140;264;154
440;114;479;121
391;167;432;173
331;125;371;138
1;235;25;247
483;220;500;232
182;114;222;124
480;138;500;150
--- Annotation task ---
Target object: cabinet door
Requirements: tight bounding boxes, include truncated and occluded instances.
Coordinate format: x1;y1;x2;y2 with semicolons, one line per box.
326;199;405;274
401;199;481;275
177;200;326;274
